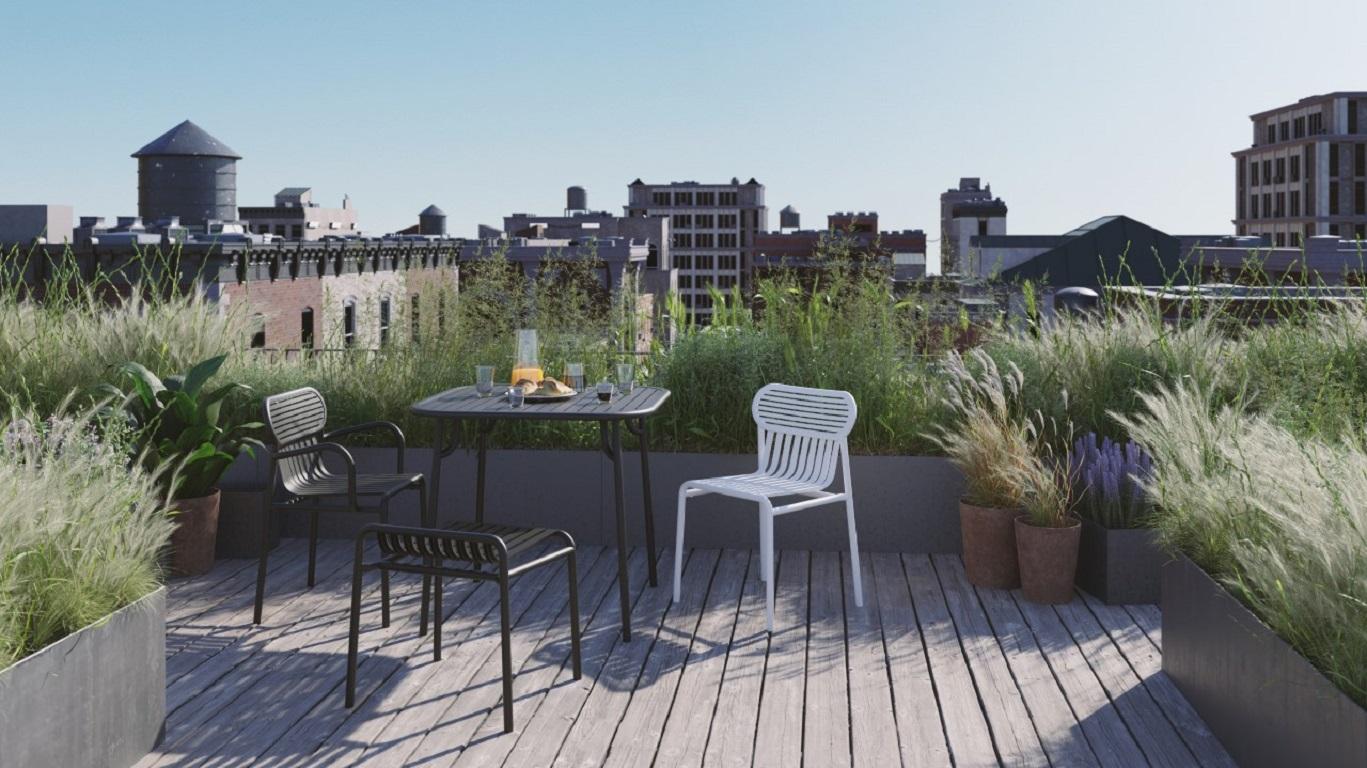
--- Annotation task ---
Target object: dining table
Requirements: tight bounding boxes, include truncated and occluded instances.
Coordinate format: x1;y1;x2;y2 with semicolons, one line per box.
410;384;671;641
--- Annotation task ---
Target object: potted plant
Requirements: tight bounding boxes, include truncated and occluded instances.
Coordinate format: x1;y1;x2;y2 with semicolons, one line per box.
1070;433;1164;603
930;350;1033;588
1013;445;1081;604
99;355;262;576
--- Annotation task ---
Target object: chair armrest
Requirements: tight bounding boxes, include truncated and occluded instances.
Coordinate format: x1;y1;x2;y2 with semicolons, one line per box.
273;442;357;498
323;420;406;471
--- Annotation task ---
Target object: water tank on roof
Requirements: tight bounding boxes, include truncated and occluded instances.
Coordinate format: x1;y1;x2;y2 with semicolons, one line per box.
419;204;447;236
132;120;240;227
779;205;800;230
567;186;588;213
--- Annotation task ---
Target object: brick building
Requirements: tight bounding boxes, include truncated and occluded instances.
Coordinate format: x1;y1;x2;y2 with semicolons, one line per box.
752;211;927;280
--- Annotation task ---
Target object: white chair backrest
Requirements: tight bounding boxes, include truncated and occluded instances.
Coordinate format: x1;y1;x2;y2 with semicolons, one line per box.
264;387;328;493
751;383;857;489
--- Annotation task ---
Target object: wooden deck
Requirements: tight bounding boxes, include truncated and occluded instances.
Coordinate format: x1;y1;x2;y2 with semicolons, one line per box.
145;538;1234;767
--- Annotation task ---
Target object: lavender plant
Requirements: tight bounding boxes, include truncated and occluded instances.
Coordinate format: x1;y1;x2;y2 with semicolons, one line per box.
1071;432;1154;528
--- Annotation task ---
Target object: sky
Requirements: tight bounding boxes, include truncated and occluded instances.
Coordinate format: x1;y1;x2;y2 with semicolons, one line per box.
2;0;1364;240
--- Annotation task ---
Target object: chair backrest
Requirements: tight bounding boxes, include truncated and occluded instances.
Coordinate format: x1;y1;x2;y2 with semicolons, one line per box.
264;387;328;493
751;383;857;489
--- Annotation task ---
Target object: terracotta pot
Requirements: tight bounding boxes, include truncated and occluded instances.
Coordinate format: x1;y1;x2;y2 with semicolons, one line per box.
169;489;221;577
959;501;1022;589
1015;515;1082;604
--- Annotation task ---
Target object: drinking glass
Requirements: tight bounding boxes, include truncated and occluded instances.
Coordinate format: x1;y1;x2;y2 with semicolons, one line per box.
475;365;495;397
616;362;635;394
508;387;525;408
565;362;586;392
596;380;615;402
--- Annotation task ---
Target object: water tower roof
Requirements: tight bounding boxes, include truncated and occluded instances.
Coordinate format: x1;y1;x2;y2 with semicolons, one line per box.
132;120;241;159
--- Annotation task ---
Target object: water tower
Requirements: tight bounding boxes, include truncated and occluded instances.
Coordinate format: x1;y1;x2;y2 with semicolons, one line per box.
131;120;240;227
566;185;588;215
419;205;447;236
779;204;800;230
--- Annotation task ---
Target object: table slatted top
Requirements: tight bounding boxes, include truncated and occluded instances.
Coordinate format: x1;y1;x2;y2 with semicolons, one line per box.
411;385;670;421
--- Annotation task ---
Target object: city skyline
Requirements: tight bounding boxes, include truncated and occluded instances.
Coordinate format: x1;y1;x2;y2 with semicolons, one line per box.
2;0;1365;238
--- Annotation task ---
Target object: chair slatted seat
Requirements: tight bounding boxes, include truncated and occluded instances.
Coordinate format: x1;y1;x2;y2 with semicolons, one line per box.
675;383;864;632
374;522;560;564
255;387;428;627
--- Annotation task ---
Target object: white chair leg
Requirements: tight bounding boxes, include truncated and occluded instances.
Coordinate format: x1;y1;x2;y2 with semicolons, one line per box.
761;503;775;632
674;486;688;603
845;495;864;607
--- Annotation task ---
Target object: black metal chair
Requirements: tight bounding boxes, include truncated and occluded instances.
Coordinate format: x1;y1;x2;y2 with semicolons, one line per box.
257;387;427;625
345;522;582;733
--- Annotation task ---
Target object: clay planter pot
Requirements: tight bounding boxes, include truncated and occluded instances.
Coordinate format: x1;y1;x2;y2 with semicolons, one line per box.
169;488;221;577
1015;515;1082;604
959;501;1022;589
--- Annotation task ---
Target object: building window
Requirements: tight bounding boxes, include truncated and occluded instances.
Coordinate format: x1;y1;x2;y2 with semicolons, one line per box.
1266;124;1276;145
301;307;315;349
652;191;670;206
696;254;714;270
1291;154;1301;182
1294;116;1306;138
410;295;421;342
1275;192;1285;218
695;214;714;228
1330;182;1340;215
673;233;692;248
1262;159;1271;183
1275;158;1285;183
719;254;738;271
718;213;737;228
343;299;357;347
1330;143;1340;176
275;224;286;236
1262;193;1271;218
1350;100;1359;134
1279;121;1289;142
1250;195;1259;218
249;313;266;349
291;224;304;239
719;191;737;206
1357;182;1366;216
1275;232;1286;247
718;233;737;247
1238;195;1246;220
672;214;692;229
695;233;714;247
1310;112;1324;134
379;297;391;346
678;274;693;288
674;254;691;270
1290;190;1301;217
674;191;694;206
697;192;716;205
1251;162;1259;186
1356;144;1365;177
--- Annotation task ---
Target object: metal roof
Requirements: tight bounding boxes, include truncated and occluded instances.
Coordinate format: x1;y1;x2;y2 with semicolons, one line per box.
421;205;445;216
131;120;241;159
1000;215;1184;286
276;187;311;197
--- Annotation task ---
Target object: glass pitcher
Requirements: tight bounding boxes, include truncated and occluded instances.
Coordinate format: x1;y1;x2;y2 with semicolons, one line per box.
511;329;543;385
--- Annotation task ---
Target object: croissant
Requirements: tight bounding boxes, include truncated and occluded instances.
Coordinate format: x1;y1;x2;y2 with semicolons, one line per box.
513;379;538;395
539;377;573;395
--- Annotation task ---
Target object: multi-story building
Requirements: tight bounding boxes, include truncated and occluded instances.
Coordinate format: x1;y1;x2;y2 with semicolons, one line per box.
752;211;927;280
940;178;1006;271
239;188;360;241
625;178;766;321
1234;92;1367;245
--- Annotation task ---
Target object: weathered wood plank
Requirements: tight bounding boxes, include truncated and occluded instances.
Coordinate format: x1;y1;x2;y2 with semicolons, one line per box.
1081;593;1235;768
901;554;997;768
804;551;853;767
165;541;303;628
1126;603;1163;649
1008;590;1148;768
871;553;951;768
930;554;1048;768
843;552;901;768
701;551;775;768
600;549;722;767
651;549;750;768
1052;597;1201;768
937;557;1098;768
752;550;810;768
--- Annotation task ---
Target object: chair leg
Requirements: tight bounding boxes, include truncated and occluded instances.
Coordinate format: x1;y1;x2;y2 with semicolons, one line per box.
433;573;443;661
253;505;272;625
761;503;775;632
674;486;688;603
845;495;864;608
418;480;431;637
378;499;391;628
567;548;582;680
307;505;320;588
345;559;365;708
498;571;515;733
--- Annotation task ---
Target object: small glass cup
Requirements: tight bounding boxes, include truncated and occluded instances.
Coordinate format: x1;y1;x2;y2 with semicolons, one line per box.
475;365;495;397
616;362;635;394
508;387;525;408
565;362;586;392
596;380;615;402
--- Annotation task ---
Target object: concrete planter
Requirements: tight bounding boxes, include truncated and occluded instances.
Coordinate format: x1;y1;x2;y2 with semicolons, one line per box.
0;587;166;768
1075;518;1165;604
221;447;966;553
1163;556;1367;768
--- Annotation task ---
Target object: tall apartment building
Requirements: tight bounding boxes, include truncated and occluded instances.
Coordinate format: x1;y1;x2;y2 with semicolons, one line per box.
625;178;766;321
1234;92;1367;245
940;178;1005;271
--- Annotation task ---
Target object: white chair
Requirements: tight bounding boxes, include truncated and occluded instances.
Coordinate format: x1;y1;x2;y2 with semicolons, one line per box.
674;383;863;631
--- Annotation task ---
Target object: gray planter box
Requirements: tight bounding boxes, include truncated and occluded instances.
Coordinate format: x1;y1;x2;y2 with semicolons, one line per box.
1075;518;1165;604
226;448;966;553
1163;556;1367;768
0;587;166;768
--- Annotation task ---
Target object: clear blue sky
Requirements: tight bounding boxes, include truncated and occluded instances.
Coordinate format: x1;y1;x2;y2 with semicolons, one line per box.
2;0;1363;239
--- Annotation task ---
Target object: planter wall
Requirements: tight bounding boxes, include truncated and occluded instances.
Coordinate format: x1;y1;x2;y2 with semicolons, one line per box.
0;587;166;768
1075;519;1165;604
221;448;966;553
1163;556;1367;768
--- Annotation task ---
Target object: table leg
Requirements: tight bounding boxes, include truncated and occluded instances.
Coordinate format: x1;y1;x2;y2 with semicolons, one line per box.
421;418;446;636
605;421;632;641
475;421;490;524
631;418;659;587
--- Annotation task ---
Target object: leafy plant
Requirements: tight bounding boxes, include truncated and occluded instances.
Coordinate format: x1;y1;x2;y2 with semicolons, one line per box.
98;355;262;500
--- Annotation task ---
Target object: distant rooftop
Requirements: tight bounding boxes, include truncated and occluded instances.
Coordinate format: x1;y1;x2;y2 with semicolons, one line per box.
131;120;241;159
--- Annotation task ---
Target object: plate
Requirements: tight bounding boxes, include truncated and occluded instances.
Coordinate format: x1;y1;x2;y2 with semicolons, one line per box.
520;390;578;403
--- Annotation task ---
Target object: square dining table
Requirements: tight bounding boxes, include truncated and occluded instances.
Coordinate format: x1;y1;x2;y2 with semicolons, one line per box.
410;385;671;641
